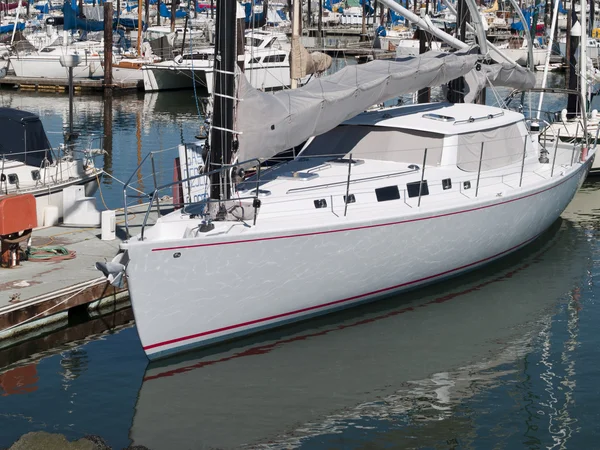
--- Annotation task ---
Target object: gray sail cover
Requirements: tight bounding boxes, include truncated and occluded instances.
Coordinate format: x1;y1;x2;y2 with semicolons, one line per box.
463;63;536;103
236;51;480;163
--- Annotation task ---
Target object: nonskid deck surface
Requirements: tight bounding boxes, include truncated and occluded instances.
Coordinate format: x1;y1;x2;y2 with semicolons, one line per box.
138;143;588;243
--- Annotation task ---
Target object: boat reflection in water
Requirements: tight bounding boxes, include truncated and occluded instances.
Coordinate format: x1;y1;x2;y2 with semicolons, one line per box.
130;218;592;450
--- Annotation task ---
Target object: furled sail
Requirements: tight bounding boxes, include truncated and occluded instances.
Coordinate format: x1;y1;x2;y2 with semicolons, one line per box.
463;63;536;103
290;36;333;78
236;51;479;164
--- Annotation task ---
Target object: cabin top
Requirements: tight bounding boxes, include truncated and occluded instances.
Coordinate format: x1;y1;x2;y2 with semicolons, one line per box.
344;102;524;136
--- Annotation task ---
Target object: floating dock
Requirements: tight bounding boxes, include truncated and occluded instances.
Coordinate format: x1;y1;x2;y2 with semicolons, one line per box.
0;206;152;352
0;75;141;92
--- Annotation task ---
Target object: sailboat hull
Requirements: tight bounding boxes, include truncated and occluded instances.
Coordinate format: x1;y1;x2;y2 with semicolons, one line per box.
124;159;590;360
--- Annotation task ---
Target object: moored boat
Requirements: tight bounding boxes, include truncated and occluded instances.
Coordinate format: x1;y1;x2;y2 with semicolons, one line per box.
100;0;592;361
0;107;103;225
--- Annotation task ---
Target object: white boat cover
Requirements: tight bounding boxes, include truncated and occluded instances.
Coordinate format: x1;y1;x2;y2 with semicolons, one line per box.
463;62;536;103
236;51;479;163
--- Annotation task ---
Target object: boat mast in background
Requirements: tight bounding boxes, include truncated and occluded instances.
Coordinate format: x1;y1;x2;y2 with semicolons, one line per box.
290;0;301;89
537;0;561;118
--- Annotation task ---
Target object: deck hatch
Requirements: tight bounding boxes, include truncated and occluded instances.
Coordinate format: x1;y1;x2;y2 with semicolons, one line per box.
422;113;455;122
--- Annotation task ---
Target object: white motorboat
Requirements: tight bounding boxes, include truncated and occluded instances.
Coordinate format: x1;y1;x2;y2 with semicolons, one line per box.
142;29;298;92
0;107;103;225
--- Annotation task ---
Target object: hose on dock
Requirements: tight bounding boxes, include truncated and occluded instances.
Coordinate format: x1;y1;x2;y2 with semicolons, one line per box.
26;246;76;262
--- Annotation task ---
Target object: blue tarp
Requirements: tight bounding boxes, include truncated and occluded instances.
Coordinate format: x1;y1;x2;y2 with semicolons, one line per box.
159;3;187;18
244;3;264;26
359;0;374;16
0;22;24;34
117;17;144;29
389;9;404;24
511;9;532;31
558;1;567;14
63;2;105;31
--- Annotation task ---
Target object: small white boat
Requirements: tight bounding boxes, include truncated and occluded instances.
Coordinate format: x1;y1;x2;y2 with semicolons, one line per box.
0;107;103;225
9;42;105;79
495;36;546;67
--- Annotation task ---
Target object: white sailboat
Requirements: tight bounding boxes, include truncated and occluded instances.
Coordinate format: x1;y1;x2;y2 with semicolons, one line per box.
128;218;591;449
0;107;103;225
100;0;594;361
539;1;600;174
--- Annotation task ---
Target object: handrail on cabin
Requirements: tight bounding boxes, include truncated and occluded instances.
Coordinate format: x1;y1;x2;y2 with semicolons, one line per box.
122;153;262;240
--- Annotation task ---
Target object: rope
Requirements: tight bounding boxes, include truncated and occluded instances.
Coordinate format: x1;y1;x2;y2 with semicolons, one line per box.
0;283;91;335
96;169;109;210
26;246;76;262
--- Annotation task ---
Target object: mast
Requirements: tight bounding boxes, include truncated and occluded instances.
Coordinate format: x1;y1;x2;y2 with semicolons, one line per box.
137;0;143;56
290;0;301;89
210;0;237;200
566;7;579;118
536;0;560;118
580;0;587;112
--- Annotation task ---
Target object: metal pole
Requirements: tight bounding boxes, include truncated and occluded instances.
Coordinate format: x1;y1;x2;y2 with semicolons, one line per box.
151;154;161;216
475;142;483;197
344;154;352;217
253;164;261;225
550;139;558;177
519;138;527;187
418;148;427;207
68;66;74;140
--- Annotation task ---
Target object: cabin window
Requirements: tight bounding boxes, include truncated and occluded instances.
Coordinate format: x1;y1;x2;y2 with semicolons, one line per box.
442;178;452;190
7;174;18;185
246;37;263;47
262;54;286;63
406;181;429;198
314;199;327;208
299;125;444;165
456;123;526;172
375;185;400;202
31;170;41;181
344;194;356;204
249;57;261;64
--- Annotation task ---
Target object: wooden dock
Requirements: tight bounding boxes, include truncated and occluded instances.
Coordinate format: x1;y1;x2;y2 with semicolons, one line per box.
0;204;155;353
0;75;142;92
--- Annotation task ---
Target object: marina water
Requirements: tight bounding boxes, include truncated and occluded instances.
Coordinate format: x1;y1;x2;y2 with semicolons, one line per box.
1;74;600;449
